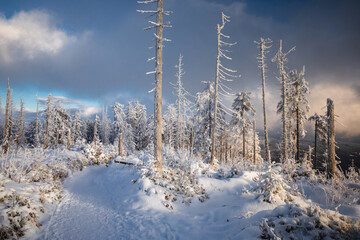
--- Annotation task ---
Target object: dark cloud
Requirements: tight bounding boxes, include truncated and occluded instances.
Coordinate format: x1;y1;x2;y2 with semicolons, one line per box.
0;0;359;135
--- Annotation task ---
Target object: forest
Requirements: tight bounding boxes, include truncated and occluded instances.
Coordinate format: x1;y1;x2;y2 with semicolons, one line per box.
0;0;359;239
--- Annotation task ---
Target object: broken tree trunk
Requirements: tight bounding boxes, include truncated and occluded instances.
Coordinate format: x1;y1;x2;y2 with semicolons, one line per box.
327;98;336;178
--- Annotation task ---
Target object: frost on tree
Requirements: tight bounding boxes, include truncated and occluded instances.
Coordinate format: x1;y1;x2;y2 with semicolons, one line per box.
113;103;132;155
126;101;148;151
231;92;255;162
309;113;327;169
171;54;192;150
72;112;84;144
286;67;309;162
211;13;239;165
138;0;172;177
255;38;272;162
2;78;11;153
193;82;214;158
272;40;295;162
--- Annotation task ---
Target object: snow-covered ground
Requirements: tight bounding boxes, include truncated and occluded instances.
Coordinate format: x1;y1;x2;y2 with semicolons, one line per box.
2;148;359;239
30;163;269;239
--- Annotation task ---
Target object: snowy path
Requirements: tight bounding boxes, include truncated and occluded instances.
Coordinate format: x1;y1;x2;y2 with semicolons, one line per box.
32;163;273;240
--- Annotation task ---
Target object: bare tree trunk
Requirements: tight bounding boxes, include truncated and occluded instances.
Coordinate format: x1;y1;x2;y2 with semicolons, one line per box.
35;94;39;148
314;120;318;169
154;0;164;176
3;79;10;153
94;116;98;148
189;129;194;157
243;124;246;161
253;120;256;164
119;133;123;157
19;98;24;147
296;84;300;162
44;94;51;149
67;129;71;150
62;123;65;145
259;39;270;162
9;89;13;145
56;129;59;147
327;99;336;178
278;40;288;161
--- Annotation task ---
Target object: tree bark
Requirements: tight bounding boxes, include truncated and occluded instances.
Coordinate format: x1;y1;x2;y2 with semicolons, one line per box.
154;0;163;176
243;124;246;161
253;120;256;164
44;94;51;149
67;129;71;150
189;129;194;157
119;133;123;157
259;41;270;162
296;83;300;162
94;116;98;148
327;99;336;178
35;95;39;148
314;120;318;169
279;40;288;162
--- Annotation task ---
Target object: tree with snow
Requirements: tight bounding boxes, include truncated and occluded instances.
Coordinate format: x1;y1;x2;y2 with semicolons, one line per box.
211;13;239;165
272;40;295;162
287;67;310;161
193;81;214;158
172;54;192;150
309;113;327;169
44;94;51;149
163;104;177;148
255;38;272;162
231;92;255;161
94;115;100;147
2;78;10;153
72;112;83;144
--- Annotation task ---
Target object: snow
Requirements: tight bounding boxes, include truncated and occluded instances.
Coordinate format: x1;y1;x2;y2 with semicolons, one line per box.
2;148;359;239
25;164;272;240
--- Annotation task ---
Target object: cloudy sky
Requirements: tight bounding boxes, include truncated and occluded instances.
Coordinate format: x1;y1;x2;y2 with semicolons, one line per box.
0;0;359;137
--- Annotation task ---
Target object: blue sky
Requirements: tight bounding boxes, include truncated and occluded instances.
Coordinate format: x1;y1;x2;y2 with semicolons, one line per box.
0;0;359;136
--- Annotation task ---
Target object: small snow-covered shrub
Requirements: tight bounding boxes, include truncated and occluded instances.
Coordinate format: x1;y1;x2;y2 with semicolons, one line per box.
83;143;114;165
253;164;295;204
139;148;208;209
260;203;360;240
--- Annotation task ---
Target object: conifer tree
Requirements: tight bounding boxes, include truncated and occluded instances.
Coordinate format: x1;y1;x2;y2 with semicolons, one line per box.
3;78;10;153
44;94;51;149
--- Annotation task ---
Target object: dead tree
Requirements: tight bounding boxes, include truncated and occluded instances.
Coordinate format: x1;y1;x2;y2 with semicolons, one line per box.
253;120;256;164
119;133;123;156
327;98;336;178
272;40;295;162
255;38;272;162
67;128;71;150
211;13;238;165
138;0;172;177
35;94;39;147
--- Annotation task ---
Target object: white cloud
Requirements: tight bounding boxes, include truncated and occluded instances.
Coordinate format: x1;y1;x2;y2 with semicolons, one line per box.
38;95;100;118
0;10;76;63
309;82;360;137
